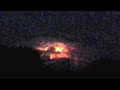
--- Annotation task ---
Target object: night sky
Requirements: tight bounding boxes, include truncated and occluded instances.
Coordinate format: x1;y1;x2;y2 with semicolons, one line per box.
0;11;120;79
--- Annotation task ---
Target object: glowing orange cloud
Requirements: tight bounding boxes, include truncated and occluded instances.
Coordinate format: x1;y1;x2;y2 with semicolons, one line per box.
35;42;77;61
49;53;69;60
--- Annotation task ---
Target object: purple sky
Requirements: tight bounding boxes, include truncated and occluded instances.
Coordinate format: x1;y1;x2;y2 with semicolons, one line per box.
0;11;119;61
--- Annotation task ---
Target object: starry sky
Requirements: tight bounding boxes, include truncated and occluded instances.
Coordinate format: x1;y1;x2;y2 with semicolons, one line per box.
0;11;120;61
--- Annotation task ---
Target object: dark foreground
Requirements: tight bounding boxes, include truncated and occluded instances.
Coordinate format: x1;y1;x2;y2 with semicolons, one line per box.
0;45;120;79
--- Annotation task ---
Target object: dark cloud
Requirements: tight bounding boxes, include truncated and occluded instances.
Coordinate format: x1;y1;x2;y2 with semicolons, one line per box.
0;11;120;61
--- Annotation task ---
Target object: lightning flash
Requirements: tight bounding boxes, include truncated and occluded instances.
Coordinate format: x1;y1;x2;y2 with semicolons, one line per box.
34;41;79;64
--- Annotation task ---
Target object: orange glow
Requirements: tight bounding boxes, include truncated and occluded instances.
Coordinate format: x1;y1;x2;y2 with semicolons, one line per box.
37;47;49;51
49;53;69;60
35;42;76;60
53;43;69;53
